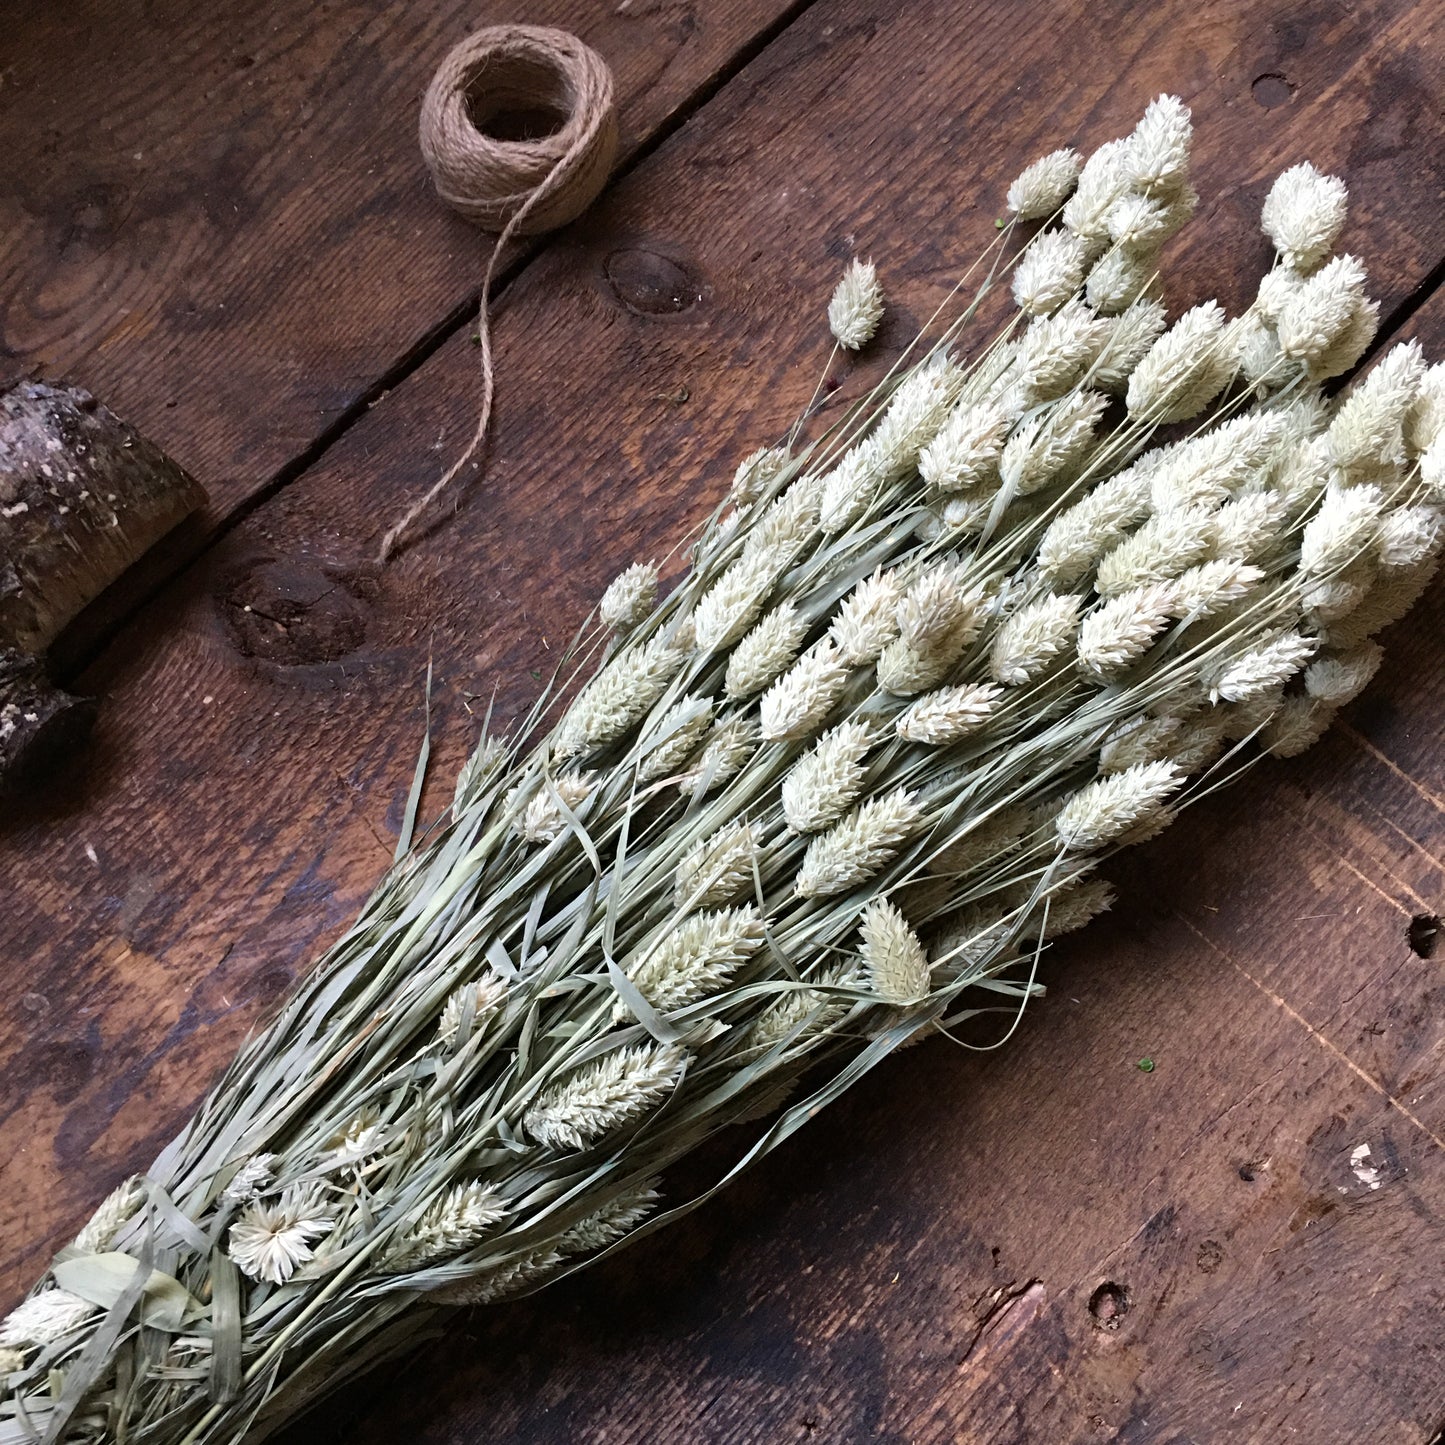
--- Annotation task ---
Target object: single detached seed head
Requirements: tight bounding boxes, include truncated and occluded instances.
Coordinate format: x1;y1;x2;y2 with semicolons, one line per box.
829;258;885;350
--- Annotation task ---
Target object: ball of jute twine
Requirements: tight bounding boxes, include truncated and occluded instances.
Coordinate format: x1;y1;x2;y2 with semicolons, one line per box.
379;26;618;563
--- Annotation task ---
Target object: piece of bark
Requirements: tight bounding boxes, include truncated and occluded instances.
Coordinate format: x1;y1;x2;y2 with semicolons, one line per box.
0;647;96;790
0;380;206;654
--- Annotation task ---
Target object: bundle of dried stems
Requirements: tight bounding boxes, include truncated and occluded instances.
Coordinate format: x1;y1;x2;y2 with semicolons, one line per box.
3;96;1443;1444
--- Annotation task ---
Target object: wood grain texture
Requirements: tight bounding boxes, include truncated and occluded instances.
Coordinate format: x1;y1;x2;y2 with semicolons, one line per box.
3;0;1445;1439
0;0;806;516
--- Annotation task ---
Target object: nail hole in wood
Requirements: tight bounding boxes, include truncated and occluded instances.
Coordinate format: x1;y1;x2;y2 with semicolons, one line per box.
1087;1280;1128;1329
1252;72;1294;108
1408;913;1441;959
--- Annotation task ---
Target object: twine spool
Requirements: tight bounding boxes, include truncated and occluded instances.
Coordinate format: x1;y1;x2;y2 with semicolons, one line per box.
418;25;618;234
380;26;618;562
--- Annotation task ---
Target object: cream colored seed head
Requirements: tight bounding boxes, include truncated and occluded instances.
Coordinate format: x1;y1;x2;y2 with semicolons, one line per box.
1028;877;1116;939
1151;412;1288;514
1086;246;1158;316
0;1289;99;1348
1095;507;1212;597
897;568;967;653
1276;253;1368;365
676;715;760;799
1421;437;1445;501
1377;506;1444;571
918;401;1009;493
830;569;904;664
1015;298;1111;399
1035;466;1152;586
818;439;884;534
1303;565;1373;627
858;899;931;1004
1055;761;1183;850
1406;363;1445;454
675;820;759;909
559;1183;663;1256
782;720;874;834
829;258;884;351
1126;301;1230;423
1063;138;1130;253
1323;557;1438;648
1209;632;1318;703
726;605;809;700
384;1183;509;1271
1098;713;1184;774
617;906;766;1021
933;805;1030;875
559;632;685;754
1299;484;1385;578
1107;188;1194;252
867;357;966;487
1261;162;1348;274
1000;391;1107;495
515;771;597;843
437;974;509;1049
1092;296;1168;393
896;682;1003;744
759;641;851;742
730;446;790;507
1122;94;1192;196
1006;147;1081;220
1208;493;1288;564
746;476;823;560
1012;230;1088;316
1077;583;1179;678
523;1043;687;1152
599;562;659;632
1170;560;1264;619
1304;642;1383;706
1309;295;1379;382
1262;695;1338;758
638;697;714;783
693;545;787;654
1255;266;1305;324
795;789;925;899
1327;341;1427;479
990;594;1083;684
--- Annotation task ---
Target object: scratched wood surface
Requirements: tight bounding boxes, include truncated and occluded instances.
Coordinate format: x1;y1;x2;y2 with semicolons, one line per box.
3;0;1445;1440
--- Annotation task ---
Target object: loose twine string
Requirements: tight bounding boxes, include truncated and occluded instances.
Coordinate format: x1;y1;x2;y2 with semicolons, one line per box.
378;25;619;563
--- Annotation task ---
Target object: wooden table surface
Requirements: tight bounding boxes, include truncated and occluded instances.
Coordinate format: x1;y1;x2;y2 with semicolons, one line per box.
3;1;1445;1440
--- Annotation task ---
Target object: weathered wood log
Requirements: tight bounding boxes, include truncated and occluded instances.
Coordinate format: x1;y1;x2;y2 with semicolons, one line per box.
0;380;204;788
0;647;97;789
0;380;205;654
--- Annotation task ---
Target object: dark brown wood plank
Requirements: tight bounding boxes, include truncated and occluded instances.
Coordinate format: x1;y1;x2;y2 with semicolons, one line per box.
0;0;808;517
4;0;1445;1439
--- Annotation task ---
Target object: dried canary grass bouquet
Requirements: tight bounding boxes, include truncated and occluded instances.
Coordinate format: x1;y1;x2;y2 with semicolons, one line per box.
5;97;1444;1444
